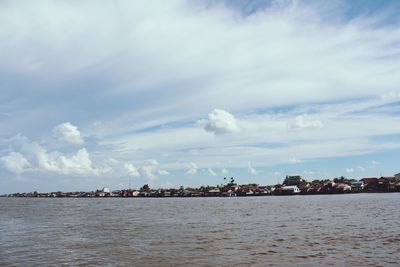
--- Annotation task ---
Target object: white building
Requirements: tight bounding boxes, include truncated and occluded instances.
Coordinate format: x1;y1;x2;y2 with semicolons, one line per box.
282;185;300;194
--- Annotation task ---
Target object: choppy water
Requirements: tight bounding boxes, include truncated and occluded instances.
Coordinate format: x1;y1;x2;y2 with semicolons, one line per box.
1;193;399;266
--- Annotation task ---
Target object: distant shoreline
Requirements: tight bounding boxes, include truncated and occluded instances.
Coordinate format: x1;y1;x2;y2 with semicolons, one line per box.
5;175;400;198
3;191;400;199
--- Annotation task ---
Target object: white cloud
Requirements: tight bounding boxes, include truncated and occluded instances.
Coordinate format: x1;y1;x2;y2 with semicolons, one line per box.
52;148;111;176
346;168;354;173
288;157;302;164
381;91;400;100
371;160;380;165
124;163;140;177
202;109;239;135
53;122;84;145
274;171;282;176
140;165;156;180
357;166;365;171
247;162;258;175
8;135;109;176
1;1;400;189
185;162;198;176
290;114;323;130
221;168;229;174
139;159;162;180
158;170;169;176
208;168;217;176
0;151;30;174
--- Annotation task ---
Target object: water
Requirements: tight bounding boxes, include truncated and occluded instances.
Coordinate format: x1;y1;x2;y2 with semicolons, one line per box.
1;193;399;266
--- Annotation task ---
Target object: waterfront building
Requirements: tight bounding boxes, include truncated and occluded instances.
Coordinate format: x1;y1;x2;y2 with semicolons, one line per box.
281;185;300;194
283;175;304;186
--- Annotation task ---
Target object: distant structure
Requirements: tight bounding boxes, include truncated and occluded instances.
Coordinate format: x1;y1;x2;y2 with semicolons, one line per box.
281;185;301;194
283;175;304;186
395;173;400;181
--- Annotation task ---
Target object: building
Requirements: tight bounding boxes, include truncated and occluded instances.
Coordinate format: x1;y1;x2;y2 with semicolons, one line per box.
281;185;300;194
395;173;400;181
283;175;304;186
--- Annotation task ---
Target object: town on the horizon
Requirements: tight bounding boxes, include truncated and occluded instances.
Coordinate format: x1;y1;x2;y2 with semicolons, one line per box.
5;172;400;198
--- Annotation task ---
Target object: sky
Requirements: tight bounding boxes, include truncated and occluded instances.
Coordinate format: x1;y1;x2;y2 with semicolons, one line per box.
1;0;400;194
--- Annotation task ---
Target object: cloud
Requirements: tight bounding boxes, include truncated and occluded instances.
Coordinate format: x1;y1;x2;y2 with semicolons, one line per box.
202;109;239;135
290;114;323;130
124;163;140;177
345;168;354;173
8;135;109;176
0;151;31;174
221;168;229;174
208;168;217;176
139;159;162;180
371;160;380;165
381;91;400;100
274;171;282;176
158;170;169;176
357;166;365;171
1;1;400;190
135;159;169;179
55;148;111;175
53;122;84;145
185;162;198;176
288;157;302;164
247;162;258;175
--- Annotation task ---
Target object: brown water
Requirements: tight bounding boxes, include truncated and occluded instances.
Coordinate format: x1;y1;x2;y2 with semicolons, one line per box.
1;193;399;266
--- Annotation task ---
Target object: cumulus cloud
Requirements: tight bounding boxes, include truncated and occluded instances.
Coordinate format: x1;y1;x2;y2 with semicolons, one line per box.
137;159;169;179
0;151;31;174
53;122;84;145
1;1;400;189
8;135;109;176
202;109;239;135
140;165;157;180
346;168;354;173
185;162;198;176
247;162;258;175
290;114;323;130
124;163;140;177
55;148;111;175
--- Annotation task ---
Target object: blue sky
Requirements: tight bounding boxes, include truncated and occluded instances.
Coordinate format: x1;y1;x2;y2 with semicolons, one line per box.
1;0;400;194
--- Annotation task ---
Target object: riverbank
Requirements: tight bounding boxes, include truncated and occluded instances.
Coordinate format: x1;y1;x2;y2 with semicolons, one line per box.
7;175;400;198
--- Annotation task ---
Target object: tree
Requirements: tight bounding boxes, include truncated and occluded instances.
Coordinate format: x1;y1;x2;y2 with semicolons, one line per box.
140;184;150;192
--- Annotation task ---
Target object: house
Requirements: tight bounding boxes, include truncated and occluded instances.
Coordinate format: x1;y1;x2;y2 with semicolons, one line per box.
207;188;220;197
131;190;140;197
378;177;396;192
394;173;400;181
332;183;352;193
281;185;300;194
349;180;363;192
361;177;378;191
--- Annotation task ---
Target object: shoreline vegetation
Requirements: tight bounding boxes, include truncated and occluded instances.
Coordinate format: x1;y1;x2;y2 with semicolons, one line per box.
4;174;400;198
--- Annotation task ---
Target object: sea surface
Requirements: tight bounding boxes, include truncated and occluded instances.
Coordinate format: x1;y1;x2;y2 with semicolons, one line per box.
1;193;399;266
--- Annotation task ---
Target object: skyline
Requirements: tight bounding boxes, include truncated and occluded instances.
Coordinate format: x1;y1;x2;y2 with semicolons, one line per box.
1;0;400;194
